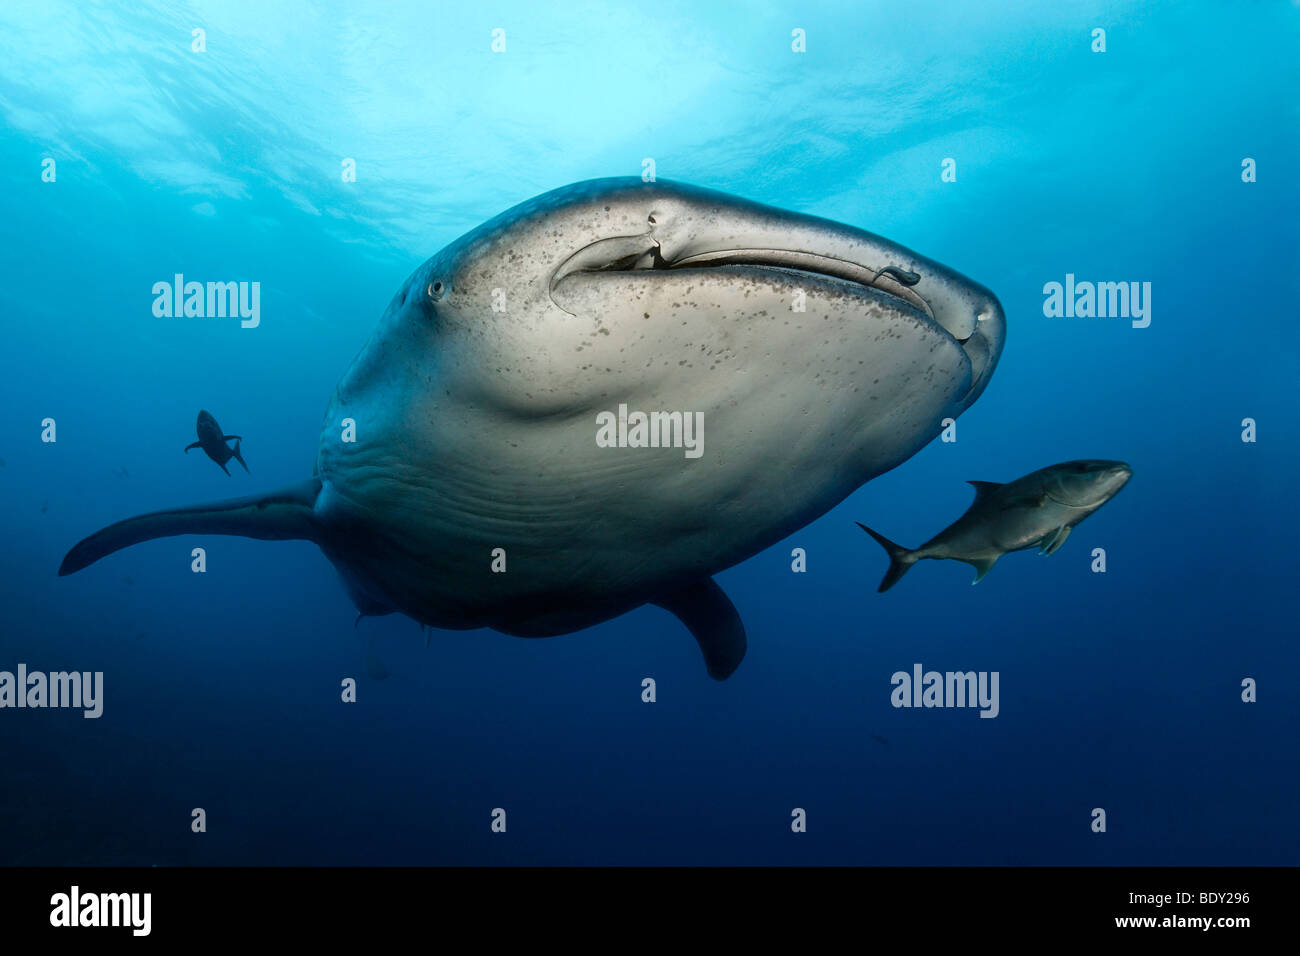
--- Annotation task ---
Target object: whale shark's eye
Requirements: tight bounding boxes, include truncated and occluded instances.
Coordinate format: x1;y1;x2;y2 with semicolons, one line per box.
428;280;445;301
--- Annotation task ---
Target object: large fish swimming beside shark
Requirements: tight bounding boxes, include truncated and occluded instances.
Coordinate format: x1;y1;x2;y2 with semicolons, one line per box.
59;178;1006;679
857;459;1132;591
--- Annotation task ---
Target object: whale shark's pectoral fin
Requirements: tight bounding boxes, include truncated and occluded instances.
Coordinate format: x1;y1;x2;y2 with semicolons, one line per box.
653;577;747;681
223;435;242;442
184;441;201;453
967;555;999;585
58;478;322;575
1039;525;1071;555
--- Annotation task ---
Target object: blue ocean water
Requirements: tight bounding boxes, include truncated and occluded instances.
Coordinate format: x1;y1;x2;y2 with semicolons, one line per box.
0;1;1296;866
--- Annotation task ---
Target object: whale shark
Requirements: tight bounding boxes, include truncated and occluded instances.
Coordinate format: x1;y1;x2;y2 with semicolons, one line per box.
857;459;1132;591
59;178;1006;679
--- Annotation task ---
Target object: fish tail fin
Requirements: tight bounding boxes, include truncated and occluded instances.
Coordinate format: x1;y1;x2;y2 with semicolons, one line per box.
855;522;918;592
231;438;249;473
58;478;321;575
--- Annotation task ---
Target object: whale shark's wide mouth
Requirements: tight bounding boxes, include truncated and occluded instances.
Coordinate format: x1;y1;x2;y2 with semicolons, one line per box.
552;236;936;322
671;248;942;323
550;232;1005;409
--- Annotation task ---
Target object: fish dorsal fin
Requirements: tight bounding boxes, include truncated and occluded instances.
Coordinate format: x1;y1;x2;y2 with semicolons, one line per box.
967;480;1002;505
653;577;747;680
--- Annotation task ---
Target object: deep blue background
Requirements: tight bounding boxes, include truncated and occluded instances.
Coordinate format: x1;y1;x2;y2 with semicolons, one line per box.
0;1;1296;864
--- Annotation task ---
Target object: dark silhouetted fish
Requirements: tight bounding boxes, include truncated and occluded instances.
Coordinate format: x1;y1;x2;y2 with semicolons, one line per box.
185;410;248;476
